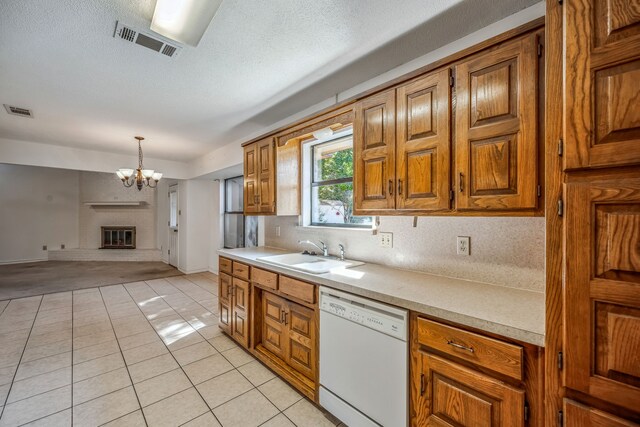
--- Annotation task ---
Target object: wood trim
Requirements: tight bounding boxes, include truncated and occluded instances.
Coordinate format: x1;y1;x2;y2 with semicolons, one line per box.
544;0;565;425
275;108;355;147
239;17;545;149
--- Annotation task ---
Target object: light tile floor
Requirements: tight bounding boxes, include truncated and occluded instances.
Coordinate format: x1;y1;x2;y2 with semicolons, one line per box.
0;273;342;427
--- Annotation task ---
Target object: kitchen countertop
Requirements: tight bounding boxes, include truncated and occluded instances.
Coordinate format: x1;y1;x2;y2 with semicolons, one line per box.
218;247;545;347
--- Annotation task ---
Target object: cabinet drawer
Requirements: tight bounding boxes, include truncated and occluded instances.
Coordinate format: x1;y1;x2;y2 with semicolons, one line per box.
417;317;523;381
279;276;315;304
232;261;250;280
219;257;232;274
252;267;278;290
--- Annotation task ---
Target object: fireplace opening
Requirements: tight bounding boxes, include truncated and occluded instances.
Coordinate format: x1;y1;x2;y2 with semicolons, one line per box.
101;226;136;249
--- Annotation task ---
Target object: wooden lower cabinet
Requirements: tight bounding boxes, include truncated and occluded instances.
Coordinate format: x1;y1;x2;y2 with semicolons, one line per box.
217;270;250;348
411;315;541;427
262;291;288;360
417;352;525;426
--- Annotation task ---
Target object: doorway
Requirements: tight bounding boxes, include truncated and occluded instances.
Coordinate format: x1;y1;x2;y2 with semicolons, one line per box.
168;184;178;267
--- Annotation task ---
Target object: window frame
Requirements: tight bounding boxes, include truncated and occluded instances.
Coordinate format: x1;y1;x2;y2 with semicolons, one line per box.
307;132;371;229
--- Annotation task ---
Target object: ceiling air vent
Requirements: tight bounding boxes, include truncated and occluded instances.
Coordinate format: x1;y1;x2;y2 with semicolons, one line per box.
114;21;182;59
4;104;33;118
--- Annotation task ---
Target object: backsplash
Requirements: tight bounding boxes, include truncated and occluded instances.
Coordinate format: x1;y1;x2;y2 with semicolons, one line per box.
264;216;545;292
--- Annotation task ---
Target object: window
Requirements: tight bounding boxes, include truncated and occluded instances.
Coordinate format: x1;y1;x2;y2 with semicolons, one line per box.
309;132;371;228
224;176;258;248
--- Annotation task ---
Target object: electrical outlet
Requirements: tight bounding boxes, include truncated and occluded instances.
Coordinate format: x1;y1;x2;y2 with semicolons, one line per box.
457;236;470;256
61;244;65;250
42;245;47;251
380;232;393;248
275;226;281;237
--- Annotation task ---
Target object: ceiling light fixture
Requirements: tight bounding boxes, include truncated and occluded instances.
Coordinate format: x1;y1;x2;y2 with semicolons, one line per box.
150;0;223;46
116;136;162;191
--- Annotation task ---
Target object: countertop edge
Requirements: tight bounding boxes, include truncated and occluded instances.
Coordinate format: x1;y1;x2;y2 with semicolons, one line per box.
218;248;545;347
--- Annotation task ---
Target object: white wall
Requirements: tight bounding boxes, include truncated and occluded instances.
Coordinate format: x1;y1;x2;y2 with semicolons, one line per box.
78;171;157;249
0;164;80;264
265;216;545;292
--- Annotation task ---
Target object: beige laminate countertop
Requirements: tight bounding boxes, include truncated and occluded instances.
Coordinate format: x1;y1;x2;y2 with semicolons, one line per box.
218;247;545;347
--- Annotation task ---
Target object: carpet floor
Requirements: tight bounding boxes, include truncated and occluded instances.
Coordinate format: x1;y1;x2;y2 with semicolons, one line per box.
0;261;182;300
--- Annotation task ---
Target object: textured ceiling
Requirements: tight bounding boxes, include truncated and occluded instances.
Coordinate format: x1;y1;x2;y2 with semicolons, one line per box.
0;0;538;162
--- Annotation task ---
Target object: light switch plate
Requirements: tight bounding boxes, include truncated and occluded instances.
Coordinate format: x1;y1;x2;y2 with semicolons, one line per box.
380;232;393;248
457;236;470;256
275;226;281;237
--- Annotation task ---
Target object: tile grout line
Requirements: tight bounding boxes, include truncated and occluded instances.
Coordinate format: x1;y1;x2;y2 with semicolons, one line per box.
97;286;150;427
0;295;44;422
123;280;223;425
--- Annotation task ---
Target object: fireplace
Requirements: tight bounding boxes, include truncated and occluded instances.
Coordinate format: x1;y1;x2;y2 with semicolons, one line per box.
101;226;136;249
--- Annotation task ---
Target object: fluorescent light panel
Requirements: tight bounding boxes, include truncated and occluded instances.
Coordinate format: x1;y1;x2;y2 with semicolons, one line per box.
151;0;222;46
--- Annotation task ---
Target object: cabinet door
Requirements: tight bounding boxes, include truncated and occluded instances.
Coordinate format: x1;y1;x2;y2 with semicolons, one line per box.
564;0;640;169
564;399;639;427
244;143;259;214
262;291;288;360
354;89;396;213
218;273;232;335
419;352;524;426
231;278;250;348
396;68;451;211
285;300;317;381
454;33;538;210
564;176;640;411
257;138;276;214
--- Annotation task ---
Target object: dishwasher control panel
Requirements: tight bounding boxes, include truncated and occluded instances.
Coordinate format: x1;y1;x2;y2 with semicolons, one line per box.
320;289;407;341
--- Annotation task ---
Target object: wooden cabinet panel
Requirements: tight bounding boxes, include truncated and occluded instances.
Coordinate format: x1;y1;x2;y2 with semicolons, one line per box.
232;278;250;348
417;317;523;381
262;291;287;360
565;176;640;411
218;273;232;335
455;33;538;210
565;0;640;169
564;399;639;427
286;300;316;381
219;257;232;274
279;276;315;304
257;138;276;214
252;267;278;290
396;68;451;211
354;89;396;212
232;261;250;281
244;144;259;214
418;352;524;426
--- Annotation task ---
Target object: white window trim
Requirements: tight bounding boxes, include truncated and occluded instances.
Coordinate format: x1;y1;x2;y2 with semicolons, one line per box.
300;128;372;230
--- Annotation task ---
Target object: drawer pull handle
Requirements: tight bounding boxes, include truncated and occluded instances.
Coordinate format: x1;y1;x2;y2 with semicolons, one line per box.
283;312;288;325
447;340;474;353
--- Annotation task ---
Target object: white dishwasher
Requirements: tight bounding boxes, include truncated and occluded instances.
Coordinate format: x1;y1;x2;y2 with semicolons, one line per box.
319;287;408;427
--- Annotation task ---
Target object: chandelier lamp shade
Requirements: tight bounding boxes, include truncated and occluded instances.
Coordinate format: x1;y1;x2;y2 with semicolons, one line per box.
116;136;162;191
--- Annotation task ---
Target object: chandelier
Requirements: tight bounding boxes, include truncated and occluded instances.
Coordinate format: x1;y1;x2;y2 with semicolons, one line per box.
116;136;162;190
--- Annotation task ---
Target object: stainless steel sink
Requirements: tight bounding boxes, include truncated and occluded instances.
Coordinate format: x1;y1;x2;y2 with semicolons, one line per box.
257;253;364;274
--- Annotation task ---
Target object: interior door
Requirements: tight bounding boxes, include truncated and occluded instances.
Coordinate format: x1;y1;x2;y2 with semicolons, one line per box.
396;68;451;211
168;185;178;267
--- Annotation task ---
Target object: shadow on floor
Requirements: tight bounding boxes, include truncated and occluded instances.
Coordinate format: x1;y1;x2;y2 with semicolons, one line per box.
0;261;182;300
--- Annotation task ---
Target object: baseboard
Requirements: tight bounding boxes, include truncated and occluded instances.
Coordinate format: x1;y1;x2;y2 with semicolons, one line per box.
178;267;209;275
208;267;219;274
0;257;48;265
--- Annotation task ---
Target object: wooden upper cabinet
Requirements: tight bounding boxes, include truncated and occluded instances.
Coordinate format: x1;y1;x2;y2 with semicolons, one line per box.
396;68;451;211
564;0;640;169
454;33;539;211
564;175;640;412
244;143;259;214
354;89;396;213
243;137;276;215
417;352;525;426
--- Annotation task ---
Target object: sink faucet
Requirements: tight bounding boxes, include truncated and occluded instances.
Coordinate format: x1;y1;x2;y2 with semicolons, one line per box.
338;244;345;261
298;240;329;257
